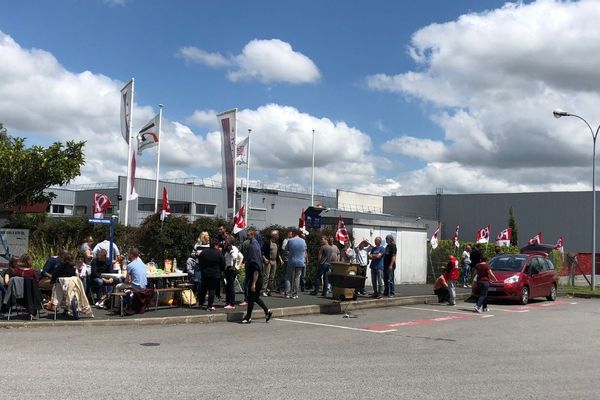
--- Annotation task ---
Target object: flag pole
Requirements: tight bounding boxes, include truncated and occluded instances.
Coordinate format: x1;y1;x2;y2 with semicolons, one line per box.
245;128;251;223
311;129;315;207
124;77;135;227
154;104;163;214
232;109;238;221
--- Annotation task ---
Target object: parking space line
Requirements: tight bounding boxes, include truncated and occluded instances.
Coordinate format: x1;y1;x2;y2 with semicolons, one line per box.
276;318;397;334
365;313;478;331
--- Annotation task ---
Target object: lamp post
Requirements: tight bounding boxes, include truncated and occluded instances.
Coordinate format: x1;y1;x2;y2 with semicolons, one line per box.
554;109;599;290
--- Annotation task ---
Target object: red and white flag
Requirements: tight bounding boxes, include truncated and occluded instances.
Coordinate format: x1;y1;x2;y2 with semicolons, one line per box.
233;205;246;234
476;224;490;244
336;216;349;244
126;149;138;201
160;187;171;222
496;227;512;247
528;232;543;245
555;236;564;254
298;209;309;235
93;192;112;218
452;225;460;248
137;114;160;155
235;136;249;165
120;79;133;144
430;223;440;249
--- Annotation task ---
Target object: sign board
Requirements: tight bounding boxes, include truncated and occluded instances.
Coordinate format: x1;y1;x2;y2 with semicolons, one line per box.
306;215;322;229
0;228;29;266
88;218;112;225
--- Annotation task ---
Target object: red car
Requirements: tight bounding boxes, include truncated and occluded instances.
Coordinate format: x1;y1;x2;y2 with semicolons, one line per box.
472;251;558;305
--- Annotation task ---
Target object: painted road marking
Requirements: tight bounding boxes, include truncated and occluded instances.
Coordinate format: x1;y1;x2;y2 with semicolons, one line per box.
276;318;397;333
503;300;565;312
398;306;475;315
365;313;478;331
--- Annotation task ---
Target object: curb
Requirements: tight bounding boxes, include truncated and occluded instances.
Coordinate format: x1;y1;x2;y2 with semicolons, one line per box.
0;293;472;329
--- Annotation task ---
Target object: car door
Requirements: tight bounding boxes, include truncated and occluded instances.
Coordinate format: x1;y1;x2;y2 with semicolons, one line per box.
528;257;545;298
540;258;556;296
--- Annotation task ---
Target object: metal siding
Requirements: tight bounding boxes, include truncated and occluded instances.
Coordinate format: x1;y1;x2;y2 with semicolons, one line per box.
399;231;427;284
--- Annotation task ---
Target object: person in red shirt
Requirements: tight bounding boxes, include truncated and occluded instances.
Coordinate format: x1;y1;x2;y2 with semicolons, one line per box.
9;254;39;284
474;256;498;313
443;255;459;305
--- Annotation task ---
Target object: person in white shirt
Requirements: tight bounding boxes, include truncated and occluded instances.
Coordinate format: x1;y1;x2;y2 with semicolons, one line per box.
460;245;472;288
223;236;243;309
92;235;120;260
355;239;371;296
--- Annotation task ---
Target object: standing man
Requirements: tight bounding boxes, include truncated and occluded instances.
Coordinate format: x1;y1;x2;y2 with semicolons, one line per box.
355;240;370;296
469;244;483;285
197;239;226;311
92;235;120;266
445;255;459;306
460;245;472;288
368;237;385;299
311;236;332;296
262;230;282;296
284;229;307;299
241;228;272;324
383;234;397;297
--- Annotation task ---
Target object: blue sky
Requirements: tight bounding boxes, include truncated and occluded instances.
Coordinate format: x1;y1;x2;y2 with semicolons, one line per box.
2;0;600;195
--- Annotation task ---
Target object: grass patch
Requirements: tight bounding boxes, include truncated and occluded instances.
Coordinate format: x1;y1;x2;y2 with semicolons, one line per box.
559;285;600;296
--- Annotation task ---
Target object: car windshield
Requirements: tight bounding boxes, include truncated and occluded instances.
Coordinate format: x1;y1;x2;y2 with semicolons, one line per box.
489;255;527;272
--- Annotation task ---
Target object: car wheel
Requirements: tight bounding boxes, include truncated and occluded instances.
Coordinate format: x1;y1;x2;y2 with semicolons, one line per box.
519;286;529;305
546;284;557;302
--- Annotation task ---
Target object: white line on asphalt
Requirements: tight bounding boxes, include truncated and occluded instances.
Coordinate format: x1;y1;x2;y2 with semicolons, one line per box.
276;318;397;334
481;314;495;318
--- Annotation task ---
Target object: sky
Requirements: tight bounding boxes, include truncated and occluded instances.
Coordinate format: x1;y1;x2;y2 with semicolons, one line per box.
2;0;600;196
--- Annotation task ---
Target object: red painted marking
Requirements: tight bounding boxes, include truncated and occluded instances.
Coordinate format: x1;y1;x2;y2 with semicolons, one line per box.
365;313;477;331
509;300;564;312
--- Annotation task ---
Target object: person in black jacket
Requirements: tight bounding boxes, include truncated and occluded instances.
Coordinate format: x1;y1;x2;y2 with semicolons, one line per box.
197;239;226;311
51;253;77;284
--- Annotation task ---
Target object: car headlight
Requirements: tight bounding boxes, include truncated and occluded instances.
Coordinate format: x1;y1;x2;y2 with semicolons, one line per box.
504;275;520;284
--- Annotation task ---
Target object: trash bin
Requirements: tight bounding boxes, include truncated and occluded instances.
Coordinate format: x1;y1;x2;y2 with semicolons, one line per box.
328;262;364;301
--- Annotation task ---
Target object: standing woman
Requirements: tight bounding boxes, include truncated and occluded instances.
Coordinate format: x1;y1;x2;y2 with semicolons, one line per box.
223;236;243;309
196;238;225;311
474;255;498;313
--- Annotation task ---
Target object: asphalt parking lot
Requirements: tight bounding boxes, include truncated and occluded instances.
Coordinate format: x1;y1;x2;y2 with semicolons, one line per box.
2;297;598;400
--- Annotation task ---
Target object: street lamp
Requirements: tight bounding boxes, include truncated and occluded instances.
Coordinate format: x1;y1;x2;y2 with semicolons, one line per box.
553;109;600;290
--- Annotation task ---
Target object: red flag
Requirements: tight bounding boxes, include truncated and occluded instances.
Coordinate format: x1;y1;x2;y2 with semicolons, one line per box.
528;232;543;245
298;208;309;235
160;187;171;222
335;216;349;243
430;223;440;249
93;192;112;218
496;227;512;246
555;236;564;254
233;205;246;234
476;225;490;244
452;225;460;248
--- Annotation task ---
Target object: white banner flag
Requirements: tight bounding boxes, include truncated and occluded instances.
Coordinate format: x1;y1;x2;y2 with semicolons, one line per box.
137;114;160;155
236;136;249;165
120;79;133;144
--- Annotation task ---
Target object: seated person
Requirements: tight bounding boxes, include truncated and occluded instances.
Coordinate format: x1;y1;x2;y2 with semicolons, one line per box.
39;250;68;290
433;273;450;304
116;248;147;291
89;249;121;306
51;253;77;284
8;254;39;284
74;253;90;292
115;248;149;315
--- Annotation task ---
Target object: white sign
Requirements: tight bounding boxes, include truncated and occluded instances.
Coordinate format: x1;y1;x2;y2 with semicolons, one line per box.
0;228;29;266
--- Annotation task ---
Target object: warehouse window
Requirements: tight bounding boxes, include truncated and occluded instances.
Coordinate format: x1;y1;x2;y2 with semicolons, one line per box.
196;203;216;215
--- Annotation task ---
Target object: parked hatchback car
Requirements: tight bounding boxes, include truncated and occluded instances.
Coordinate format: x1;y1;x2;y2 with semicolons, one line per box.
472;253;558;305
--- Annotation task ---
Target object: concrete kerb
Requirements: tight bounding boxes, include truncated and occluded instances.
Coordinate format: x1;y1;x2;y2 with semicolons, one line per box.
0;292;473;329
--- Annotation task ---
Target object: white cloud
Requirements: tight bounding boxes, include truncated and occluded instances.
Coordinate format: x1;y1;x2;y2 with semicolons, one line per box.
367;0;600;193
186;109;219;129
0;30;214;185
178;39;321;84
177;47;231;68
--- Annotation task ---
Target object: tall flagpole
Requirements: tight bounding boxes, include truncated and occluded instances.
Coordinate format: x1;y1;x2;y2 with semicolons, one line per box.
245;129;252;223
232;109;238;220
154;104;164;213
311;129;315;207
124;78;135;227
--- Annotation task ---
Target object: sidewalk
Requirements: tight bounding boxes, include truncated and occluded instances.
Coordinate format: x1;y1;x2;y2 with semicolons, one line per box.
1;284;473;328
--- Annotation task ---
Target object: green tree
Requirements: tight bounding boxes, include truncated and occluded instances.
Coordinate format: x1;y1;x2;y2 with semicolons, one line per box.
509;206;518;246
0;125;85;208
